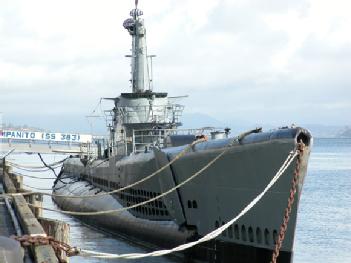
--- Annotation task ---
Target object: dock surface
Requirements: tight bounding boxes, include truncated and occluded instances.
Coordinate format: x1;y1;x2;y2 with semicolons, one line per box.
0;181;16;237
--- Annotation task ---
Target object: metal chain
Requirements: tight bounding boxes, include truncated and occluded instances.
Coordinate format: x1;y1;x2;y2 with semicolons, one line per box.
271;142;305;263
11;235;80;263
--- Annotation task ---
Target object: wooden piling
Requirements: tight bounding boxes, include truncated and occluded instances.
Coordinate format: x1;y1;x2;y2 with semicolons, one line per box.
1;167;17;193
12;195;59;263
39;218;70;262
26;193;43;218
12;173;23;190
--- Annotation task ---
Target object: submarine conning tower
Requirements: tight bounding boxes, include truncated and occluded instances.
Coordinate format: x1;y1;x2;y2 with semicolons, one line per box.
107;1;185;156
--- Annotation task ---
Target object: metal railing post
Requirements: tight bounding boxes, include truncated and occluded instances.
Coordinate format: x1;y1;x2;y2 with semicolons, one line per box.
132;130;136;153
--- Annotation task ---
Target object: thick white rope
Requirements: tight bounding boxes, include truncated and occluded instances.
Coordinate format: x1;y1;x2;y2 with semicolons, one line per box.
22;183;53;191
12;138;205;200
7;163;63;173
5;129;258;200
27;145;228;215
8;172;56;180
78;149;299;259
0;139;201;199
7;158;66;169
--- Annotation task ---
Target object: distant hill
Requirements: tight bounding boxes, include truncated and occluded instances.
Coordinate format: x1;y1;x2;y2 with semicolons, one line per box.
304;125;351;138
2;114;106;135
181;113;260;135
338;127;351;138
1;123;46;132
4;113;350;138
181;113;226;129
302;124;346;138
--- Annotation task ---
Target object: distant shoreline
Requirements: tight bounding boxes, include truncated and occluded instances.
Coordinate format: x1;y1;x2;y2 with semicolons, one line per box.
314;137;351;139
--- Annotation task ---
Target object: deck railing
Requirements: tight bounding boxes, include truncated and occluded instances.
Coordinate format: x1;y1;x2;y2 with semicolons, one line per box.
132;127;216;153
105;104;184;125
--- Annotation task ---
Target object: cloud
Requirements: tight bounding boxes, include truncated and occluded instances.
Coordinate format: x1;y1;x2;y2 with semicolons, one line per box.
0;0;350;130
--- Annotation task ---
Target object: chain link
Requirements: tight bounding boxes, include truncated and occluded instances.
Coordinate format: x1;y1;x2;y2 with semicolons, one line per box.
11;235;80;263
271;142;305;263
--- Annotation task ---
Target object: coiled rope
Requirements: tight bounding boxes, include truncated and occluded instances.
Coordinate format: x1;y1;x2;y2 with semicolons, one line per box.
77;147;300;259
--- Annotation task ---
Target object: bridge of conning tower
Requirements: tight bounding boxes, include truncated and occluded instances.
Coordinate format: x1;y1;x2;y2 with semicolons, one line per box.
123;0;151;93
104;1;186;156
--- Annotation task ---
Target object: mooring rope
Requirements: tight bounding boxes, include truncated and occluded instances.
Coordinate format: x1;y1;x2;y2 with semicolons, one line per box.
7;157;67;170
8;139;302;261
27;144;227;216
4;129;260;200
38;153;59;178
77;148;300;259
11;172;56;180
13;146;296;261
17;138;206;200
37;153;74;187
6;165;59;173
22;183;53;191
26;141;297;219
0;139;202;200
1;130;256;203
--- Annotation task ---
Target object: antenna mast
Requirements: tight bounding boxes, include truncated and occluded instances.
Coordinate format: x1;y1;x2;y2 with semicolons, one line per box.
123;0;151;93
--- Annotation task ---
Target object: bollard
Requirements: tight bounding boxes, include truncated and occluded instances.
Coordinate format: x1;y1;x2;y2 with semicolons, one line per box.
34;194;43;218
12;173;23;190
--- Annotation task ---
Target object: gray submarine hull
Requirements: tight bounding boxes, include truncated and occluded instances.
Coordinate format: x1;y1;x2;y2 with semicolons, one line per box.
53;127;312;263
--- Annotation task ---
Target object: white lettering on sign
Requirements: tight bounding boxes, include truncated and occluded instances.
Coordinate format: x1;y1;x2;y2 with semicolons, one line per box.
0;130;92;143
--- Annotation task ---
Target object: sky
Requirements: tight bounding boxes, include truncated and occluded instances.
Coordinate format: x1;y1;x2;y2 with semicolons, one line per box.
0;0;350;133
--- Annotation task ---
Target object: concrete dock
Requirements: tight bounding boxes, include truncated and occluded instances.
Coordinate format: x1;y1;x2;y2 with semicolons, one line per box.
0;158;70;263
0;180;17;237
